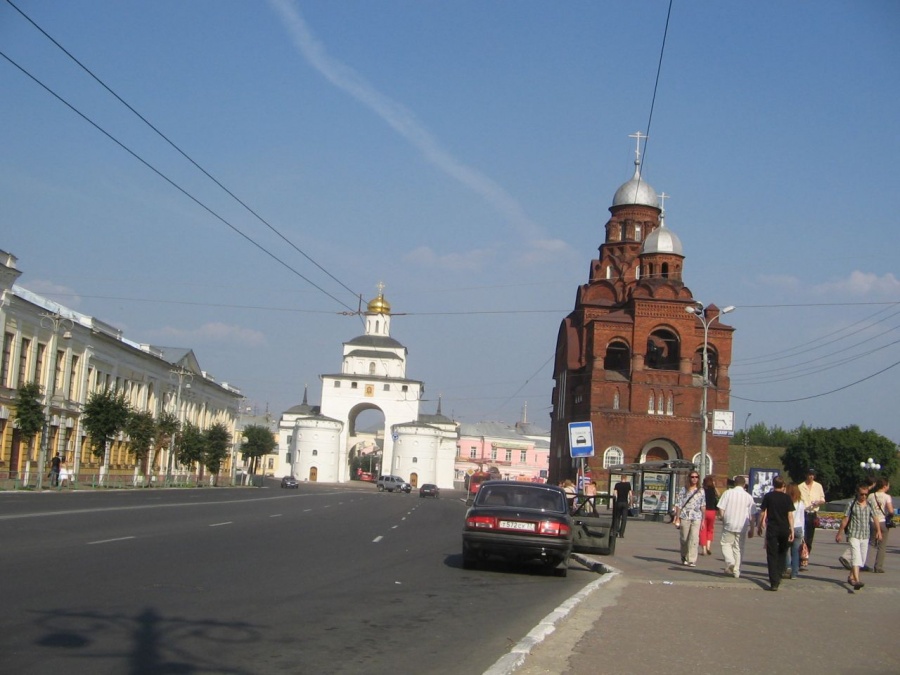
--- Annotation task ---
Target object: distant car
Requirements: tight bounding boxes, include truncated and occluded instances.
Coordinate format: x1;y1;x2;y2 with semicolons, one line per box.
376;475;411;493
281;476;299;489
462;481;573;576
419;483;440;498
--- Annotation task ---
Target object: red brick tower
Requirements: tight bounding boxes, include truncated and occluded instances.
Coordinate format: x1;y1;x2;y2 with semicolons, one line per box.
549;136;734;486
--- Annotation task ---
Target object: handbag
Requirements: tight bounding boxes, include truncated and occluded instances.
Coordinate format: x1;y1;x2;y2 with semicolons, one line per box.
877;498;895;528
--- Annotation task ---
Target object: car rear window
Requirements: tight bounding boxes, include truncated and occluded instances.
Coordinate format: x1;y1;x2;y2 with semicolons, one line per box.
475;485;565;512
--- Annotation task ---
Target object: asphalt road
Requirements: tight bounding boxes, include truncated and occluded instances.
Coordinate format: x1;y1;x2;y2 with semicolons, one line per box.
0;483;599;674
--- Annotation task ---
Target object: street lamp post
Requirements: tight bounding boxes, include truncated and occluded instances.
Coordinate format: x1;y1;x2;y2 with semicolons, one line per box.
860;457;881;474
164;366;193;486
742;412;752;474
685;303;735;482
36;311;73;491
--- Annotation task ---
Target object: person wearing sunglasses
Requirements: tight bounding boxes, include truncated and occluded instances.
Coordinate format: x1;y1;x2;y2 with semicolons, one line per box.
673;472;705;566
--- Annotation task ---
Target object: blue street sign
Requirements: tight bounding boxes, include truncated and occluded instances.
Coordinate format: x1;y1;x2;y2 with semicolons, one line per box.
568;421;594;458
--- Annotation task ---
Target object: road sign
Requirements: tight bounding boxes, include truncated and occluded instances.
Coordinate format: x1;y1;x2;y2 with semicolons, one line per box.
568;421;594;458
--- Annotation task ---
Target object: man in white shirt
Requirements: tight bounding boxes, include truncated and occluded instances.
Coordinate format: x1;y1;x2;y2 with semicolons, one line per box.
717;476;757;578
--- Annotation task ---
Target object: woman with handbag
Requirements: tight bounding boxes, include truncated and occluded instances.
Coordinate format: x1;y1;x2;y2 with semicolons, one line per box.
673;471;705;566
868;479;894;573
784;483;806;579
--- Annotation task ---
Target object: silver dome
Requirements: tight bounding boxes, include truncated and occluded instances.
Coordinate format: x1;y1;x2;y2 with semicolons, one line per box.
612;162;659;208
641;224;684;256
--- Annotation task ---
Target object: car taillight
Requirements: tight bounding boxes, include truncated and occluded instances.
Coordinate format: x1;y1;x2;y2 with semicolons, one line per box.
538;521;571;537
466;515;497;530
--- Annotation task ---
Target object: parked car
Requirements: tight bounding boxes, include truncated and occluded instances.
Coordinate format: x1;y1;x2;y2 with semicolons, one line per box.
376;475;411;493
281;476;299;489
462;481;574;576
419;483;440;498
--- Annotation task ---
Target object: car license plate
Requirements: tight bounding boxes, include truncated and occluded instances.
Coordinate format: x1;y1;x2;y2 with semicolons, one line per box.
499;520;536;531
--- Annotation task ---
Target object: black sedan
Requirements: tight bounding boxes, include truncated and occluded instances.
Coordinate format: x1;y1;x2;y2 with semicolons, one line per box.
462;481;573;576
281;476;299;488
419;483;440;498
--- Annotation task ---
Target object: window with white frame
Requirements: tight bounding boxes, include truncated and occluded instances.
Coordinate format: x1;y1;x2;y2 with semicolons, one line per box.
603;446;624;468
691;452;712;475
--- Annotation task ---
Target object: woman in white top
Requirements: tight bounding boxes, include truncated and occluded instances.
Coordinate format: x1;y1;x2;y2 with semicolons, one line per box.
785;483;806;579
868;479;893;573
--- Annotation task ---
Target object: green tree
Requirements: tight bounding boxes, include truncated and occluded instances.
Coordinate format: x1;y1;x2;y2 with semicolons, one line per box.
15;382;45;467
176;421;207;473
241;424;276;476
732;421;798;447
82;388;131;475
782;425;898;500
203;423;231;485
151;411;179;474
126;410;156;477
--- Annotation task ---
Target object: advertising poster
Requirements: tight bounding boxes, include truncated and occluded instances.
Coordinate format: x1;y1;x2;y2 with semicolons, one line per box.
749;468;780;501
640;472;671;514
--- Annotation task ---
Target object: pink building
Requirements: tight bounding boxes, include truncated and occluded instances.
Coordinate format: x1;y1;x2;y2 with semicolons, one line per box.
454;421;550;487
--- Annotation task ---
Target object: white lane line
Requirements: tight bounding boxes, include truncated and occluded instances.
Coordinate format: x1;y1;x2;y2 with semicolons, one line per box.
392;525;399;529
209;522;232;527
303;509;312;512
87;536;135;545
373;536;383;543
270;514;283;518
401;517;407;521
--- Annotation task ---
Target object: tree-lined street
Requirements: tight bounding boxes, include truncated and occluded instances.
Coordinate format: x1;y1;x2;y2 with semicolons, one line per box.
1;484;597;674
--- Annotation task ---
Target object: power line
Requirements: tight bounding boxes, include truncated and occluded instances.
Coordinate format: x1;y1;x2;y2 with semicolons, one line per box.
0;48;357;313
4;0;360;303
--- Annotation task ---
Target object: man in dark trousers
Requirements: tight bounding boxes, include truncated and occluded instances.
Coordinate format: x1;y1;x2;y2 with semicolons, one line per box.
757;476;794;591
50;453;61;487
613;477;633;538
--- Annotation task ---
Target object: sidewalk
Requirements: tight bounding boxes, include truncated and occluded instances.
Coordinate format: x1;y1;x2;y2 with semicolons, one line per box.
515;518;899;675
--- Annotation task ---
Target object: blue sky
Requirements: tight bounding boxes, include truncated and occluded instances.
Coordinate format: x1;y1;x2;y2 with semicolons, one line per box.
2;1;899;443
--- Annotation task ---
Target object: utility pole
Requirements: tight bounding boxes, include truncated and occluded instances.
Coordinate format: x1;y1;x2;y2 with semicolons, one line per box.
685;303;735;482
742;412;752;474
164;365;193;485
36;311;73;491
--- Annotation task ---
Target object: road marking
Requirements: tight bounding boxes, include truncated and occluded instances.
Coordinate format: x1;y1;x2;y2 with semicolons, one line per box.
303;509;312;512
270;514;282;518
373;536;383;543
392;525;399;529
87;536;135;545
209;522;232;527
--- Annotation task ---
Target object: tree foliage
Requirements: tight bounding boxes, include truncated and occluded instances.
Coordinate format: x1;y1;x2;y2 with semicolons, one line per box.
151;411;180;472
241;424;276;474
125;410;156;465
732;421;798;448
81;388;131;459
176;421;206;470
782;425;898;500
15;381;45;443
203;423;232;481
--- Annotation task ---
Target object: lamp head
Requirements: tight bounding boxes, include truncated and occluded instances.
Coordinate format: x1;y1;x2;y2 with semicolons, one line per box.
721;305;736;314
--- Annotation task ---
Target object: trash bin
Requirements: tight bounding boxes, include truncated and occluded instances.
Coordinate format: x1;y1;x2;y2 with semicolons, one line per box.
251;475;264;487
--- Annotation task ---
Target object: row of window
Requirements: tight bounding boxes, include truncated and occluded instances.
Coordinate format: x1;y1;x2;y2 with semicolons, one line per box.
600;446;712;473
461;447;531;463
333;380;409;393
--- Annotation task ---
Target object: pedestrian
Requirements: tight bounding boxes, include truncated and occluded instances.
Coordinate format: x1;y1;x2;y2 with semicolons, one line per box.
698;475;719;556
613;476;633;538
49;453;61;487
867;478;893;574
717;475;756;578
798;468;825;569
561;480;577;513
673;471;705;567
757;476;794;591
836;481;881;590
58;461;69;489
784;483;806;579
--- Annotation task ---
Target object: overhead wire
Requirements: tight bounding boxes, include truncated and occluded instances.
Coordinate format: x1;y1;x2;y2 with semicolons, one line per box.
0;49;357;313
4;0;361;304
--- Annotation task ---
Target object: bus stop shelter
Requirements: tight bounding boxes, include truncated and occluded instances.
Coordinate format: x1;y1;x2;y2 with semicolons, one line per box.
606;459;696;522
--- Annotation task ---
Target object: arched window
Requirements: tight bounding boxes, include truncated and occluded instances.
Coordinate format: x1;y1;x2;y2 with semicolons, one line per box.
606;265;612;280
691;452;712;475
656;390;664;415
635;224;642;239
613;389;620;410
661;262;669;278
369;362;376;375
648;392;655;414
666;393;674;416
646;329;681;370
603;340;631;373
603;446;624;468
692;347;720;384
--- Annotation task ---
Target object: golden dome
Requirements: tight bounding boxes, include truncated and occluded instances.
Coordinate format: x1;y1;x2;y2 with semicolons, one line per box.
367;292;391;315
